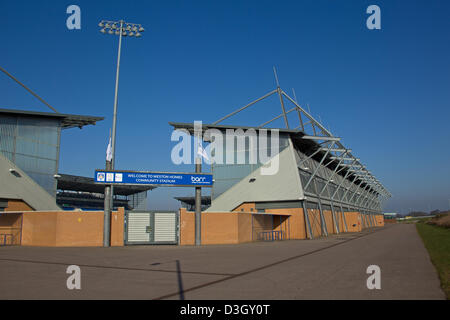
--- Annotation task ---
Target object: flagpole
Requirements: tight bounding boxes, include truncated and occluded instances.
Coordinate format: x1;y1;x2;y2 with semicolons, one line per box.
104;131;113;247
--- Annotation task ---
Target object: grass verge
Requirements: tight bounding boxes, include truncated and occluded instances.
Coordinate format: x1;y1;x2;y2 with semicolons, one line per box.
416;222;450;299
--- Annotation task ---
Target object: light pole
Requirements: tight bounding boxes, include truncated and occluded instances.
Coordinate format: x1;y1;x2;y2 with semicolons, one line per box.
99;19;144;247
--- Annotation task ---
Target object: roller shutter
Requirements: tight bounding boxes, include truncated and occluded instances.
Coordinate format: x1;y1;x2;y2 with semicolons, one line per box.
154;212;177;243
127;212;151;243
125;211;178;245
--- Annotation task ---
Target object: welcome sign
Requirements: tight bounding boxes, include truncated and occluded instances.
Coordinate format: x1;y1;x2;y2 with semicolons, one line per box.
94;170;213;187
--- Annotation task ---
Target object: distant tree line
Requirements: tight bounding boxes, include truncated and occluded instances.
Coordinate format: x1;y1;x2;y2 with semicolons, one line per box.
396;209;449;218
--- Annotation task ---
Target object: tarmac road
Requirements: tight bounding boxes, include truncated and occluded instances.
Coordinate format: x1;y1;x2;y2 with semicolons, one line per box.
0;223;445;299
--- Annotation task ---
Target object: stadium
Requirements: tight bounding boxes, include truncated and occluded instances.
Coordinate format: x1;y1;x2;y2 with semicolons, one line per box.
0;80;389;246
171;83;390;244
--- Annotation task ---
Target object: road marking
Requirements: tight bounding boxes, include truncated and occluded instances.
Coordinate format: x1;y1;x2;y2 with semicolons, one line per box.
154;227;389;300
0;258;235;277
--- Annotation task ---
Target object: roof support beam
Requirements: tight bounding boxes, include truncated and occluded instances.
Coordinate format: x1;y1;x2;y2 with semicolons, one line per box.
330;157;360;161
302;135;341;141
213;89;277;125
339;164;364;168
205;84;392;198
303;142;336;191
320;148;350;153
258;107;297;128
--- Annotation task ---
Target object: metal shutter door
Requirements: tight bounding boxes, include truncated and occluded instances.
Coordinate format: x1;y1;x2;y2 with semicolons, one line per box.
127;212;150;242
154;213;176;243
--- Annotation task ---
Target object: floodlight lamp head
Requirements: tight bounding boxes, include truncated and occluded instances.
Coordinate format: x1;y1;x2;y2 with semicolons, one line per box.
98;22;104;27
138;26;144;32
100;28;106;34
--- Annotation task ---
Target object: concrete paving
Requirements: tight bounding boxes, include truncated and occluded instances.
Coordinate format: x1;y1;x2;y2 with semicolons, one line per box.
0;224;445;299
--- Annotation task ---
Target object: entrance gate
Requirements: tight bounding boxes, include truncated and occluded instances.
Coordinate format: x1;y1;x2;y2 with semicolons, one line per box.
95;170;213;246
125;211;178;245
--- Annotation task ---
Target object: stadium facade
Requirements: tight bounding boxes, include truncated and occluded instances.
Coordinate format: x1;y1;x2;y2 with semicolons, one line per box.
172;85;390;241
0;108;149;212
0;82;390;246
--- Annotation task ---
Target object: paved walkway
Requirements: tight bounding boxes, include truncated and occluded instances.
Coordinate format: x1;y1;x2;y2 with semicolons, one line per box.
0;224;444;299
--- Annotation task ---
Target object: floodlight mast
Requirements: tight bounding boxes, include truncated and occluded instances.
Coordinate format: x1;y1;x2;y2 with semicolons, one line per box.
99;19;144;247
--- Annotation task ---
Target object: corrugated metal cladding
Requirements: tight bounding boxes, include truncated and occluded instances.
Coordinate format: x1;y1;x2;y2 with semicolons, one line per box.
126;211;178;245
0;115;61;196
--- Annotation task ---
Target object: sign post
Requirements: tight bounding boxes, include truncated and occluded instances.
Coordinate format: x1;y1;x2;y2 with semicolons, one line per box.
195;161;202;246
103;160;112;247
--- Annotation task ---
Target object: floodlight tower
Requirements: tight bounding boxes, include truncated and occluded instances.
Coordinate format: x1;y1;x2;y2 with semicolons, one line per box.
99;19;144;247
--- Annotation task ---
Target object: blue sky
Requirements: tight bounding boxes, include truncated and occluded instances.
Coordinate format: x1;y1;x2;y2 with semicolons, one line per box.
1;0;449;213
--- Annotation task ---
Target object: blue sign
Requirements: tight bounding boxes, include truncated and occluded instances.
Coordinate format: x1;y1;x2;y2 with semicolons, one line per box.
94;170;213;187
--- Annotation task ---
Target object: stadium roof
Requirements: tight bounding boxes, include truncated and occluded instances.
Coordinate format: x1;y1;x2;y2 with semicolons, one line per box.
168;85;391;199
57;174;155;196
169;121;381;195
174;196;211;206
168;122;303;135
0;108;104;129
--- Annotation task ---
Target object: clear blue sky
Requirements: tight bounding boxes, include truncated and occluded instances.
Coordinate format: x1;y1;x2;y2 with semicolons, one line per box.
1;0;450;214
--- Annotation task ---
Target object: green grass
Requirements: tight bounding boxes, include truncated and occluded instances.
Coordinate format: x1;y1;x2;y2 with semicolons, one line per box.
416;222;450;299
399;217;433;224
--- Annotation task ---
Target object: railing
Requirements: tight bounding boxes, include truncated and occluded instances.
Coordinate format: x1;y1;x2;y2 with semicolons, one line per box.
258;230;284;241
0;233;14;246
